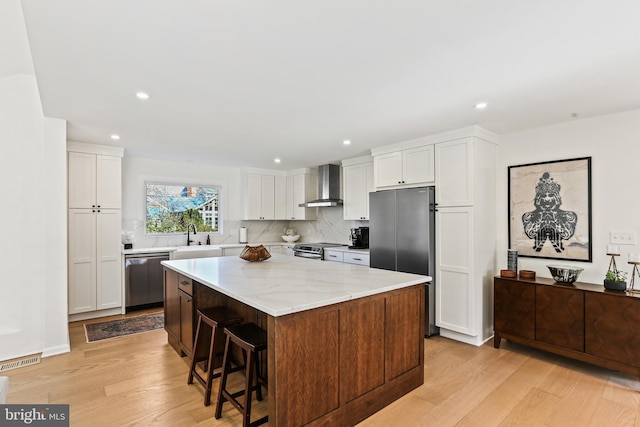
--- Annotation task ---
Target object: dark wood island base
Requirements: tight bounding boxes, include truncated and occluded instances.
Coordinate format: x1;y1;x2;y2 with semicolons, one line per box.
165;266;425;426
494;276;640;378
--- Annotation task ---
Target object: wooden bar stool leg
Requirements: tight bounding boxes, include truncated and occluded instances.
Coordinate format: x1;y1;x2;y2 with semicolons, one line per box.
214;334;233;420
242;349;255;427
203;324;218;406
187;316;204;385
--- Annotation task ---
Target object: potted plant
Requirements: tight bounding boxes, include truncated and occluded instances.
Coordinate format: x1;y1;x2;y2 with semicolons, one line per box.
604;269;628;291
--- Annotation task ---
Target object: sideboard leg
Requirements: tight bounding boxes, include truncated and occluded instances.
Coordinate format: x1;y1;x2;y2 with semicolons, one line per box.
494;333;501;348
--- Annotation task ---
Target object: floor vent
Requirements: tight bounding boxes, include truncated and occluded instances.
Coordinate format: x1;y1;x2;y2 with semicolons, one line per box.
0;354;42;372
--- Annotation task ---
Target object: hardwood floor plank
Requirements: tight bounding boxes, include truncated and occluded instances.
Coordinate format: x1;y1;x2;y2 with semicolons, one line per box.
3;312;640;426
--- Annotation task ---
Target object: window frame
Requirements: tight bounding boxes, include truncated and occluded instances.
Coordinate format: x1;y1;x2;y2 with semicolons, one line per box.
143;180;222;236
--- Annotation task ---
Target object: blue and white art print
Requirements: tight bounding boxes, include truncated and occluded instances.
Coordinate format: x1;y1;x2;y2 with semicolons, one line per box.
508;157;592;262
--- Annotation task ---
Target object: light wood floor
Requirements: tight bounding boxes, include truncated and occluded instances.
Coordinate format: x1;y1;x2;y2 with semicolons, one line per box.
4;310;640;426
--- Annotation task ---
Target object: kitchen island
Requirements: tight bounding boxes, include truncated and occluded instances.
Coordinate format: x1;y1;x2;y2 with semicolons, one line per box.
162;254;429;426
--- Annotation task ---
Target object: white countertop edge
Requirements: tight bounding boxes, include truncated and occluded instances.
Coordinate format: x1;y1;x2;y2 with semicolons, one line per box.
323;247;370;254
123;242;296;255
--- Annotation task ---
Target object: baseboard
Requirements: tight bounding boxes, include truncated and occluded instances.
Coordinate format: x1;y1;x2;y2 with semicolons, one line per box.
68;308;122;323
42;344;70;358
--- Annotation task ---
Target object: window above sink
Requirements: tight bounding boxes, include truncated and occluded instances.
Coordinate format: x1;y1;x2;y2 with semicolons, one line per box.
145;182;221;235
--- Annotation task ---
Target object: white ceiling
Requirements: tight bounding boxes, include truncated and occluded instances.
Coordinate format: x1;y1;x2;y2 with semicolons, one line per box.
19;0;640;170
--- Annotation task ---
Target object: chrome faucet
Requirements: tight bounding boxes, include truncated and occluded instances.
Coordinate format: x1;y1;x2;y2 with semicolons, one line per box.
187;223;197;246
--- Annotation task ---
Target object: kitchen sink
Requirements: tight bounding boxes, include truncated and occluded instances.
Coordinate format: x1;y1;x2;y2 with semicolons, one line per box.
169;246;222;260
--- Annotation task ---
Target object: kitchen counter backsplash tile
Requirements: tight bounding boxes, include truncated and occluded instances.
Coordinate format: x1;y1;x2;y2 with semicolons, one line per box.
122;207;367;249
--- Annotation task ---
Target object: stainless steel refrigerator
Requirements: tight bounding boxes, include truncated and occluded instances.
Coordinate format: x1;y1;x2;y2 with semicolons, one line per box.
369;186;438;336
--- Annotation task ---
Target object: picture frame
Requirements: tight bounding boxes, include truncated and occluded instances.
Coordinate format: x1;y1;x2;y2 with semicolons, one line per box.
508;157;592;262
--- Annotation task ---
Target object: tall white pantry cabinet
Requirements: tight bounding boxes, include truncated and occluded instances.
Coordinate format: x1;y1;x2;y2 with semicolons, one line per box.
67;142;124;320
371;126;497;346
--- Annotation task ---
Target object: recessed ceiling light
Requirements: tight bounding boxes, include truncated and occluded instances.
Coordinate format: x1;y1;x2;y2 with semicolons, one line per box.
110;134;120;140
136;92;150;100
343;140;351;145
274;158;281;164
474;102;488;110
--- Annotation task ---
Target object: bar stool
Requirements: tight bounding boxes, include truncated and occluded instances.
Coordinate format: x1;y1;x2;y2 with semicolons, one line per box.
187;307;243;406
214;322;268;427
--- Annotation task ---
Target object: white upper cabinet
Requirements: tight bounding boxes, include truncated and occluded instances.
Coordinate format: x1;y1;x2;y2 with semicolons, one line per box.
245;173;279;220
68;152;122;209
96;155;122;209
274;175;287;220
435;138;473;207
243;170;290;220
286;170;316;220
342;156;373;220
373;145;434;189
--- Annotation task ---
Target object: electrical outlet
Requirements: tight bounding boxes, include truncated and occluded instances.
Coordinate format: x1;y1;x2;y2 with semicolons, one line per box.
610;231;637;245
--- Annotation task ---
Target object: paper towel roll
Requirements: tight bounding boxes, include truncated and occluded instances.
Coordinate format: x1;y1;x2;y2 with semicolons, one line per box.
239;227;247;244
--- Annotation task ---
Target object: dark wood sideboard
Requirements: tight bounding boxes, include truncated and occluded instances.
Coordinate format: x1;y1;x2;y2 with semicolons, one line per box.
494;276;640;377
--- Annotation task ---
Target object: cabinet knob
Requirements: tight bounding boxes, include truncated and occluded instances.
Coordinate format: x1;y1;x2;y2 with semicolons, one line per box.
92;205;96;208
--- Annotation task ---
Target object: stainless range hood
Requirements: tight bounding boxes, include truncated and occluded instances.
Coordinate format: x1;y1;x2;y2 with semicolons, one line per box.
299;164;343;207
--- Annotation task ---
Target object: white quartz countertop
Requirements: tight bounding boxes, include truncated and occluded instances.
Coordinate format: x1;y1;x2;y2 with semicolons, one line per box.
123;242;290;255
161;254;429;317
323;246;370;254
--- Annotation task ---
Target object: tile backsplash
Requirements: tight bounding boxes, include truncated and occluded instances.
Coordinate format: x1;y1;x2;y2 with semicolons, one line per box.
122;207;368;248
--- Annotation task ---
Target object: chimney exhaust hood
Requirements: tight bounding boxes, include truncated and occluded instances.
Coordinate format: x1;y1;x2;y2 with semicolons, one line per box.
299;164;343;208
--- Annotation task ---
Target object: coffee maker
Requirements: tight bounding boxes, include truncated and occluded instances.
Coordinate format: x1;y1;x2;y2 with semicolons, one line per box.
350;227;369;249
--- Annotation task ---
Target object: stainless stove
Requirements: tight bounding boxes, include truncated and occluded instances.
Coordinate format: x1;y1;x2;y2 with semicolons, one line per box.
292;243;348;260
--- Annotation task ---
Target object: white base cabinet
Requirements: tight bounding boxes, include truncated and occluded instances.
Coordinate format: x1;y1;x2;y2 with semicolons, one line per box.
69;208;123;314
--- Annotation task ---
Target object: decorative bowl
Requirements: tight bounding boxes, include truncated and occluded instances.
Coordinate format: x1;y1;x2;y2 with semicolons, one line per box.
547;265;584;283
281;234;300;243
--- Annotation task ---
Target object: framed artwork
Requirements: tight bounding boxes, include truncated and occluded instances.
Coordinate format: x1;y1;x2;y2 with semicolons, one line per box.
508;157;592;262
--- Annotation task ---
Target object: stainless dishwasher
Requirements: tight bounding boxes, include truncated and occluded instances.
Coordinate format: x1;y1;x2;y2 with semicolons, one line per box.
125;252;170;312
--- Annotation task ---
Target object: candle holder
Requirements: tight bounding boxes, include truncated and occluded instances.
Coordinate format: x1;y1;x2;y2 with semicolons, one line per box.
607;247;620;272
628;253;640;292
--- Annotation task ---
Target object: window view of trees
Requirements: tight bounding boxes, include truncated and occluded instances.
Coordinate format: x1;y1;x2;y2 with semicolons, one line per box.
146;183;219;234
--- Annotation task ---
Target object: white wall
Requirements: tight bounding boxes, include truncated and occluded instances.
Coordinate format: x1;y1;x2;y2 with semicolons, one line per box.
497;109;640;285
0;0;69;362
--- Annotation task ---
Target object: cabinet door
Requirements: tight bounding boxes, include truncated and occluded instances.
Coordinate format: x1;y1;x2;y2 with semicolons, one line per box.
435;138;473;206
374;152;402;188
402;145;434;185
179;289;194;355
260;175;275;220
536;285;584;351
164;268;180;343
96;155;121;209
343;164;367;220
245;173;263;219
585;293;640;367
435;206;475;335
494;278;535;340
274;175;287;220
68;209;97;314
96;209;122;310
68;152;97;209
291;174;306;219
286;173;314;220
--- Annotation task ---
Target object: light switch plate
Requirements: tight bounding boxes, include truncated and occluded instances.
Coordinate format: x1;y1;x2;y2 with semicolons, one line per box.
610;231;637;245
